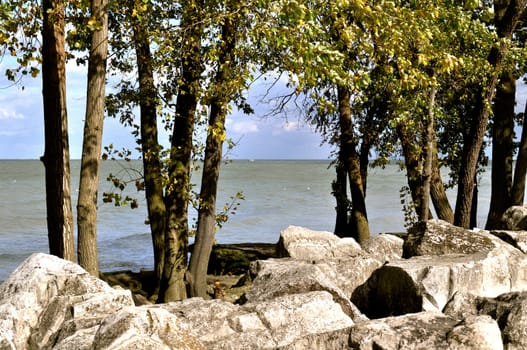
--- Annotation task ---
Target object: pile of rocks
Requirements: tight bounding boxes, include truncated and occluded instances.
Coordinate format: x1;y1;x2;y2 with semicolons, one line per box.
3;206;527;349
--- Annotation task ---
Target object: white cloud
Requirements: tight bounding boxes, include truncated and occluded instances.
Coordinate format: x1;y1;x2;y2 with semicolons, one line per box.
0;109;24;120
282;121;300;132
229;120;260;134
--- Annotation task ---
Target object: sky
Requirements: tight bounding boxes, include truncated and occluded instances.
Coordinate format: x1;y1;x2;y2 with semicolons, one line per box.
0;60;333;160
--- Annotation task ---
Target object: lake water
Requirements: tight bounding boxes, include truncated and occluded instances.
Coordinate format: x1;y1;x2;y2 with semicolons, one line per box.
0;159;493;282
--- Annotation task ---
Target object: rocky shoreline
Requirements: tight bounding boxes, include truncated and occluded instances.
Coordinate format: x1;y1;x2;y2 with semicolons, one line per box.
3;206;527;349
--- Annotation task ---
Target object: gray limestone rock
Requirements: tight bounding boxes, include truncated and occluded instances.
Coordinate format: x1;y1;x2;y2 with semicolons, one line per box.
0;253;133;350
161;291;354;350
362;233;404;262
246;258;374;321
500;206;527;230
276;225;363;260
352;245;527;318
478;292;527;350
349;311;502;350
403;219;498;258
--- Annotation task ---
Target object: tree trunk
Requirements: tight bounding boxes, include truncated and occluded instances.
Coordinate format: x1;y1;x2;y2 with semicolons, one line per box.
430;152;454;223
188;9;236;298
132;5;166;297
419;87;437;222
77;0;108;276
41;0;75;262
454;0;527;228
485;70;515;229
159;0;203;302
511;103;527;205
337;86;369;244
397;124;430;219
333;163;351;237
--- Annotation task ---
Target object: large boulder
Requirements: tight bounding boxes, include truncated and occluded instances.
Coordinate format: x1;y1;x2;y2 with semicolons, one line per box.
0;253;134;350
352;244;527;318
90;306;204;350
348;311;502;350
500;206;527;230
478;292;527;350
361;233;404;262
245;257;379;321
276;225;363;260
162;291;354;349
403;219;498;258
444;291;527;350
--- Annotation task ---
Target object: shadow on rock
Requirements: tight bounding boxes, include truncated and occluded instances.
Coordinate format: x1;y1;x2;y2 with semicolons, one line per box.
351;265;422;319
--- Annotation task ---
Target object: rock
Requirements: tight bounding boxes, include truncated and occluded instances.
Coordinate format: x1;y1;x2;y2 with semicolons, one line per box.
442;291;480;320
276;225;363;260
350;264;423;319
163;291;353;349
0;253;134;350
352;244;527;318
446;315;503;350
91;306;205;350
500;206;527;230
403;219;498;258
491;230;527;254
444;291;527;350
349;311;502;350
362;233;404;262
0;253;357;349
478;292;527;350
29;290;134;349
348;220;527;318
349;311;458;349
245;257;377;321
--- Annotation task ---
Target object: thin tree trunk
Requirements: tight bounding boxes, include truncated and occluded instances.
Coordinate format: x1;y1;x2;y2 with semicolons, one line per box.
397;124;431;219
454;0;527;228
511;103;527;205
333;163;350;237
337;86;369;244
419;87;437;222
188;9;236;298
41;0;75;261
430;152;454;223
132;5;166;297
471;177;479;228
77;0;108;276
159;0;203;302
485;70;515;229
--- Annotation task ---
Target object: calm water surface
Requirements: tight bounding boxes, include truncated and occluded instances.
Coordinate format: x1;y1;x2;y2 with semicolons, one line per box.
0;159;492;281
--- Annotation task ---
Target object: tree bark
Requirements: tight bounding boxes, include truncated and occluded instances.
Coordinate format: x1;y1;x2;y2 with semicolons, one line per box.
188;8;236;298
41;0;75;262
159;0;204;302
511;103;527;205
485;69;515;229
77;0;109;276
430;152;454;223
132;4;166;297
337;86;369;244
454;0;527;228
333;162;351;237
397;123;431;220
419;87;437;222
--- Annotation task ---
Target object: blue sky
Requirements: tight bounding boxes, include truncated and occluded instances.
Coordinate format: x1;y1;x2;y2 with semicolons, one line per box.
0;60;333;160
